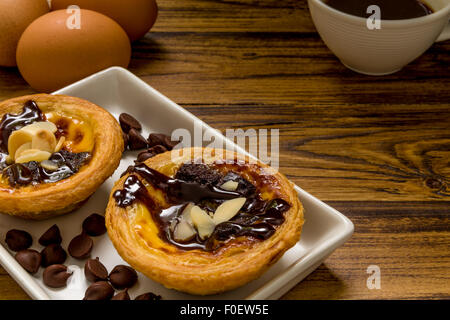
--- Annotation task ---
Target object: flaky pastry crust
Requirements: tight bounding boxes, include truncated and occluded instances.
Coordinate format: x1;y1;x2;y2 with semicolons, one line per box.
0;94;124;219
106;147;304;295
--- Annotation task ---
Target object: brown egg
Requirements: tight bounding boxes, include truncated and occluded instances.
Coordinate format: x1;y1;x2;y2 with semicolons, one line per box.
51;0;158;42
16;9;131;93
0;0;49;67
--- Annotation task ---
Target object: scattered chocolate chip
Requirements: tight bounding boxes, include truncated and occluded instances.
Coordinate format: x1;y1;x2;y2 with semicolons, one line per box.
163;136;180;150
136;151;156;163
111;289;131;300
41;244;67;267
134;292;162;300
119;113;142;133
109;265;138;289
135;145;167;163
128;128;148;150
38;224;62;246
82;214;106;237
148;144;167;154
43;264;72;288
147;133;167;147
148;133;179;150
84;257;108;282
83;281;114;300
15;249;41;274
5;229;32;251
68;233;93;259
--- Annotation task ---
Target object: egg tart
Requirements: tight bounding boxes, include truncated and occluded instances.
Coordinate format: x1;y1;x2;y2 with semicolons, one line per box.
0;94;123;219
105;147;304;295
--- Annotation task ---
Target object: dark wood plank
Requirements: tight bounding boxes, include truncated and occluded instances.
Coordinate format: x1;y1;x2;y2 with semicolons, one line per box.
282;201;450;299
182;101;450;201
152;0;315;33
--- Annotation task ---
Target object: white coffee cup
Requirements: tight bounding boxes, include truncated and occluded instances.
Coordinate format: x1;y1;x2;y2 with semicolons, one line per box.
308;0;450;75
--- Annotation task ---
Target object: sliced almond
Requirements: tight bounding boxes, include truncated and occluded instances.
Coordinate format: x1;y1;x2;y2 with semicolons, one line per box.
7;130;33;160
220;180;239;191
22;121;57;134
14;142;32;160
15;149;51;164
41;160;59;171
180;202;195;225
173;219;197;242
31;129;56;153
54;136;66;152
213;197;246;225
190;206;216;240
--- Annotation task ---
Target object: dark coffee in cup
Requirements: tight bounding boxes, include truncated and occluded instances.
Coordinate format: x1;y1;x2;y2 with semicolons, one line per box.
323;0;433;20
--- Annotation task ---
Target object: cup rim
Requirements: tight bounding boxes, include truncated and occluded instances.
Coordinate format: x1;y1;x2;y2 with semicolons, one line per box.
310;0;450;26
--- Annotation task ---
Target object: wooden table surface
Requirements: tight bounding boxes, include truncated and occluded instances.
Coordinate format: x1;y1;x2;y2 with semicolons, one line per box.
0;0;449;300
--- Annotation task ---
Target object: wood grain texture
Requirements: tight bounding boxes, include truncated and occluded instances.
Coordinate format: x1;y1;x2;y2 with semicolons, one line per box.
0;0;449;300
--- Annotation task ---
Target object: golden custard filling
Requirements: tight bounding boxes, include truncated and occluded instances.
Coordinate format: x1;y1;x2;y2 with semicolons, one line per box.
114;160;290;254
0;100;94;188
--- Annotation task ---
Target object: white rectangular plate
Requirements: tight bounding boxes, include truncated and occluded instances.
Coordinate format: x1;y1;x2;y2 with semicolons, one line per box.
0;67;353;300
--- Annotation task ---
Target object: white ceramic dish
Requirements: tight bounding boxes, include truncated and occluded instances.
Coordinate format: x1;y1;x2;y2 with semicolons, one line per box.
0;67;353;300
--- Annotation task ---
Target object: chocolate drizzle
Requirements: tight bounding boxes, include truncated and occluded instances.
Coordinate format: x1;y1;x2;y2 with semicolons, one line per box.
114;163;240;207
0;100;45;153
114;162;291;251
2;151;91;187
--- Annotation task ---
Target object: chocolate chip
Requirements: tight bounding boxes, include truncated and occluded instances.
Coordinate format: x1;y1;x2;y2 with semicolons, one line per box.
163;136;179;150
147;133;166;147
68;233;93;259
43;264;72;288
128;128;148;150
15;249;41;274
135;145;167;163
41;244;67;267
83;281;114;300
119;113;142;133
134;292;162;300
109;265;138;289
84;257;108;282
148;133;179;150
82;214;106;237
148;144;167;154
38;225;62;246
111;289;131;300
5;229;32;251
136;151;156;163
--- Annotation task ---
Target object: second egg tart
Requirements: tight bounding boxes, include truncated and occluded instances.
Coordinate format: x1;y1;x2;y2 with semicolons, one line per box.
106;148;304;295
0;94;123;219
